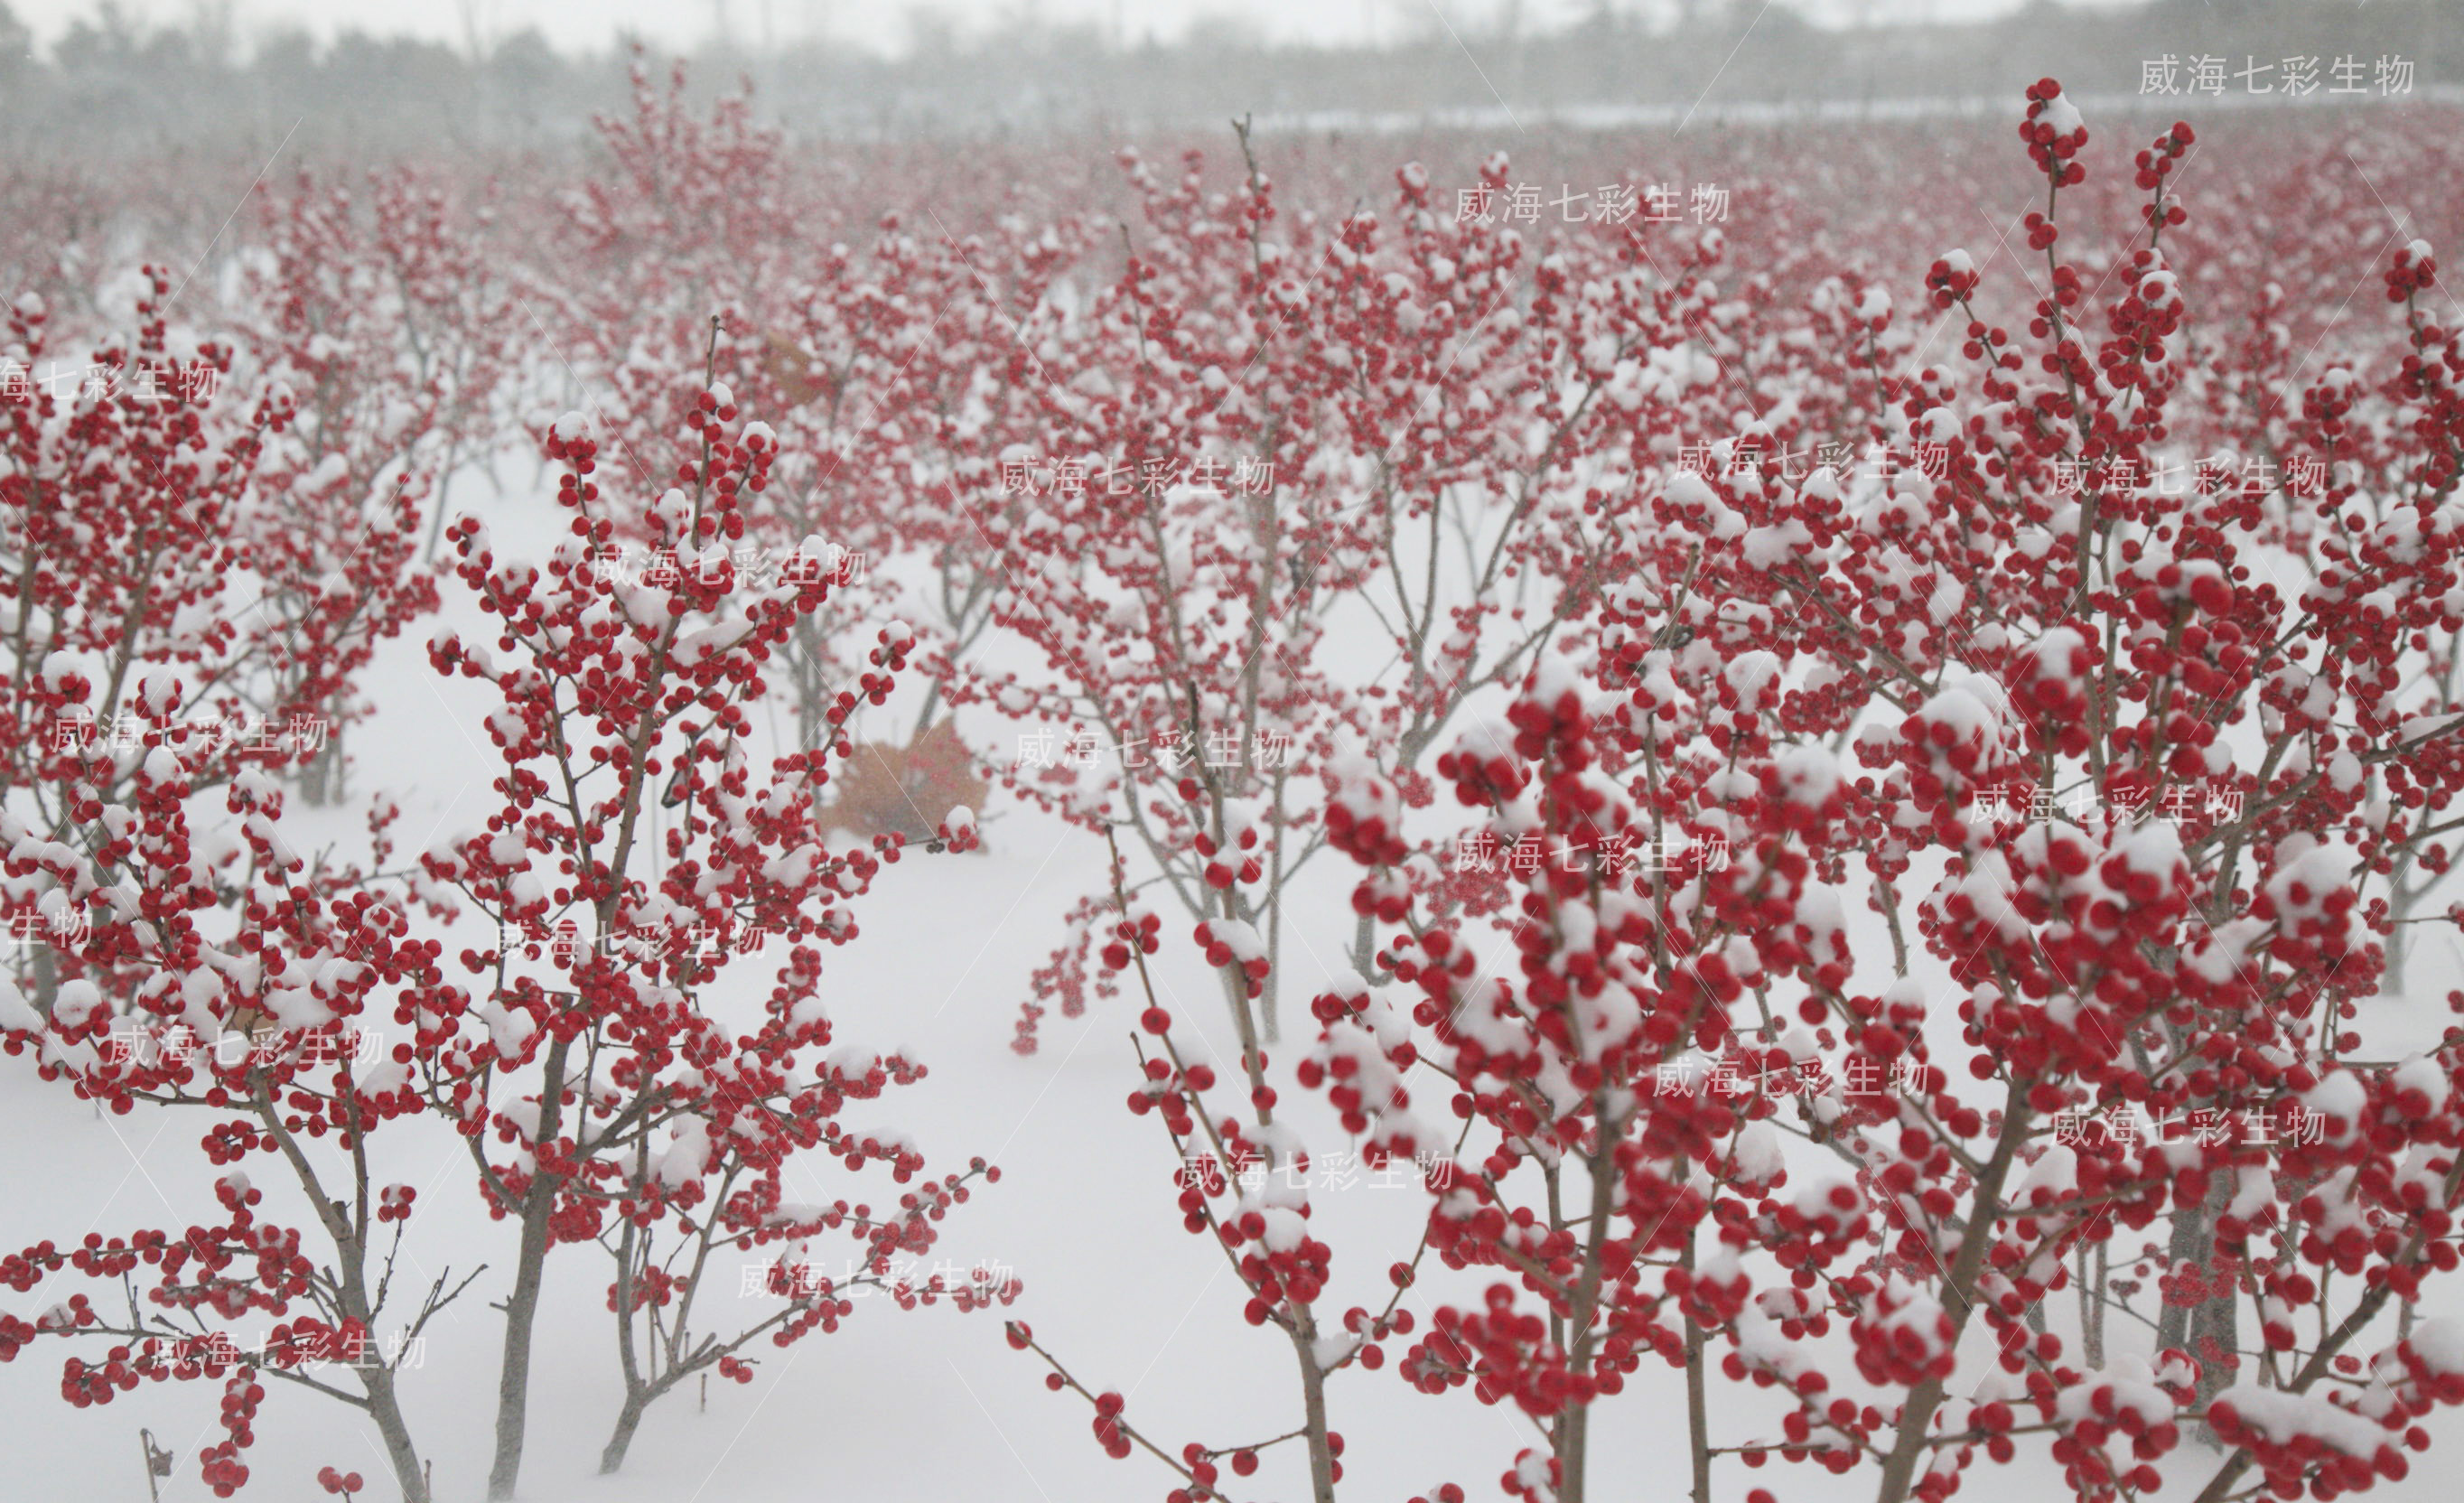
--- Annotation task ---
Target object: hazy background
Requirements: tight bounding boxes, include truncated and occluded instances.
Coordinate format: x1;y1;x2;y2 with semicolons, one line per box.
0;0;2453;149
5;0;2155;57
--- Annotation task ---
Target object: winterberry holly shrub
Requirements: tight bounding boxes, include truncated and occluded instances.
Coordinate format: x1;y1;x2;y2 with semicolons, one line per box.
1013;81;2464;1503
421;361;1003;1493
0;309;1003;1498
0;271;471;1503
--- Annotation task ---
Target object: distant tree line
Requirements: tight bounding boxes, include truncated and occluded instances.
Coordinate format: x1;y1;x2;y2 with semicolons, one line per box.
0;0;2453;160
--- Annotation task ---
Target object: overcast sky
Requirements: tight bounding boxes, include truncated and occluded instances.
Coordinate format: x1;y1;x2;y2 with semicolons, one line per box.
12;0;2060;58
